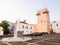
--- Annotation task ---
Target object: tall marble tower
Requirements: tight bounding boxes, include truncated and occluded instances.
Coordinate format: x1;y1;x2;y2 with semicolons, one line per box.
35;8;50;33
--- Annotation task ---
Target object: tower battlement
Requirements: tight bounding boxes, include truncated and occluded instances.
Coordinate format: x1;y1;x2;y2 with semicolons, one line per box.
36;8;49;16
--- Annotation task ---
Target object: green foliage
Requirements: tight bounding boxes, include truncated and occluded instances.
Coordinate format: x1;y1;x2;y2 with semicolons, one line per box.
0;20;10;35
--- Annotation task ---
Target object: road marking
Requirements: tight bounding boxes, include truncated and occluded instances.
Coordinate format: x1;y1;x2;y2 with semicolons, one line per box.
22;37;60;45
42;41;60;45
26;43;38;45
34;37;60;45
31;37;54;43
0;40;11;45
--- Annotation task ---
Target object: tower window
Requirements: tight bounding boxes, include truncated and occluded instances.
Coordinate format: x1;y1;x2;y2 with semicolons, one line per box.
41;20;42;22
43;11;48;14
36;13;40;16
36;11;40;16
50;24;52;27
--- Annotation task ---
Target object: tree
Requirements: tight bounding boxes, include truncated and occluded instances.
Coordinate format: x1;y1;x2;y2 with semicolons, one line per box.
0;20;10;35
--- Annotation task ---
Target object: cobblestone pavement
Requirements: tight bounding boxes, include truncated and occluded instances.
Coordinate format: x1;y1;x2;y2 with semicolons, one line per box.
0;34;60;45
0;41;7;45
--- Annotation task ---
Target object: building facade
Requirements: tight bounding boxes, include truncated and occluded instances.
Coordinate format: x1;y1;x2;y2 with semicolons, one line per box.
50;21;60;33
34;8;50;33
15;20;34;35
8;20;34;35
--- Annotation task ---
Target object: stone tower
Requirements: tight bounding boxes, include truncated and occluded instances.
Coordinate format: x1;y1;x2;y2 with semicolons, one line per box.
35;8;50;33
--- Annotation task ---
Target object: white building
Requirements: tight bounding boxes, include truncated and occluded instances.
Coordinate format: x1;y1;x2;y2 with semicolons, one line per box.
8;20;33;35
15;20;34;35
50;21;60;33
0;27;3;35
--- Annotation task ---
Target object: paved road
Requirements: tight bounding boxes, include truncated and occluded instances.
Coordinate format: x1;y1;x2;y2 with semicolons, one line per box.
0;34;60;45
0;40;11;45
22;34;60;45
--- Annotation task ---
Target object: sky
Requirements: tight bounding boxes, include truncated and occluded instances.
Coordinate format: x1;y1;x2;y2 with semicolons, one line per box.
0;0;60;24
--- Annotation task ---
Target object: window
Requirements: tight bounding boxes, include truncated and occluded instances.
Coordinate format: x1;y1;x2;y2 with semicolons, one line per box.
36;12;40;16
22;25;24;28
43;11;48;14
56;24;58;27
26;31;28;32
26;26;28;29
50;24;52;26
30;27;32;29
41;20;42;22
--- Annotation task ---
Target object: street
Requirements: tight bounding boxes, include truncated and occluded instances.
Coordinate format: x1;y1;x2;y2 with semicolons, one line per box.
0;34;60;45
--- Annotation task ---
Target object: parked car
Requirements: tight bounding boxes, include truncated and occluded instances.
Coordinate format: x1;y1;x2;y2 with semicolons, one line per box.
23;32;43;36
28;32;43;36
42;32;48;34
33;32;43;36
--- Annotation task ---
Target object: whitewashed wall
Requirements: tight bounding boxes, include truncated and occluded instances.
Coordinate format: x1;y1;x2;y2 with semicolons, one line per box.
50;21;60;33
17;23;33;35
